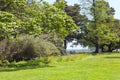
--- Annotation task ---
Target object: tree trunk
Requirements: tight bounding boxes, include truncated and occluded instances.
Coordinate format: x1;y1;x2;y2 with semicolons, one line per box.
95;44;101;53
107;42;113;52
101;46;104;52
101;45;105;52
64;39;67;49
108;45;112;52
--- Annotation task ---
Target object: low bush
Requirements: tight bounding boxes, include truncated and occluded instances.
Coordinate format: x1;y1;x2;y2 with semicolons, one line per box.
0;35;60;62
7;57;50;68
39;34;66;55
0;54;10;66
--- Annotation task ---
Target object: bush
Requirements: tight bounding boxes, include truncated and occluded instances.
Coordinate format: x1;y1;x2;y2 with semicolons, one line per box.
0;54;10;66
0;35;60;62
7;57;50;68
39;34;67;55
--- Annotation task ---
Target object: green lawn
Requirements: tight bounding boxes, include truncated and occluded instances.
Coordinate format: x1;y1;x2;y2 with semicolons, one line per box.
0;53;120;80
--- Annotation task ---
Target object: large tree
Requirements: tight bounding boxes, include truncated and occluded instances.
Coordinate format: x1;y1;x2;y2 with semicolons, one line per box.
0;0;78;57
54;0;88;49
0;0;77;39
0;0;42;39
80;0;119;53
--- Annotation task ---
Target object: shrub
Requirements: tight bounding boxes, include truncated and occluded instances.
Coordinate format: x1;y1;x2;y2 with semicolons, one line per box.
0;35;60;62
39;34;67;55
7;57;50;68
0;60;10;66
0;54;10;66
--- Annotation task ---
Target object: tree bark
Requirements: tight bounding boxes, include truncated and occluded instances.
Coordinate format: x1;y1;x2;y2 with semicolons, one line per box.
107;42;113;52
101;46;104;52
108;44;112;52
95;44;101;53
64;39;67;49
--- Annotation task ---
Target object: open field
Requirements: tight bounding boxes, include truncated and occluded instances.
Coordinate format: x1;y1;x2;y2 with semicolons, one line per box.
0;53;120;80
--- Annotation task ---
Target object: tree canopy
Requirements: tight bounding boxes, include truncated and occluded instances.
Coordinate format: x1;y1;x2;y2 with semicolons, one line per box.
80;0;120;53
0;0;77;40
0;0;120;53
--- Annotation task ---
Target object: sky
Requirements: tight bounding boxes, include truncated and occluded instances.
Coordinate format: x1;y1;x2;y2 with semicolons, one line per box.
44;0;120;19
107;0;120;19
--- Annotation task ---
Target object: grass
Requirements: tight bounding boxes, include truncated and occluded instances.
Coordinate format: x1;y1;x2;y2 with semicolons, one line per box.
0;53;120;80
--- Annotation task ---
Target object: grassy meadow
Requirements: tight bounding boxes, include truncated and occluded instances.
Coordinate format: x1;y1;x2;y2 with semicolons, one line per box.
0;53;120;80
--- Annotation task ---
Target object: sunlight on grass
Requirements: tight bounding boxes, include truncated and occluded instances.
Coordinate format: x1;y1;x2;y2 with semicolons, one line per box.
0;53;120;80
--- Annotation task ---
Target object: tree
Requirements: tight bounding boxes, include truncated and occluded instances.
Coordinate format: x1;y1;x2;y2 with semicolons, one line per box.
40;2;78;52
38;2;77;38
54;1;88;49
0;12;20;40
81;0;119;53
0;0;77;51
0;0;42;40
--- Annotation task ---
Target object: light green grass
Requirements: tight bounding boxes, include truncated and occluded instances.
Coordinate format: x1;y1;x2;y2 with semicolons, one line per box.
0;53;120;80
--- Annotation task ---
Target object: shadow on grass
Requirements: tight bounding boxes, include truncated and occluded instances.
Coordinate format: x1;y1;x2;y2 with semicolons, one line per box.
105;56;120;59
0;62;55;72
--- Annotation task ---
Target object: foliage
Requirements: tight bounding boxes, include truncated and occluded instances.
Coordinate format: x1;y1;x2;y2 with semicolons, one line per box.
0;0;27;12
0;53;10;66
48;53;90;63
0;11;20;40
39;34;66;55
54;0;66;10
64;3;88;27
0;1;42;40
0;35;60;62
0;57;50;67
17;1;77;39
80;0;119;53
39;2;77;39
0;0;77;44
59;2;88;49
108;19;120;51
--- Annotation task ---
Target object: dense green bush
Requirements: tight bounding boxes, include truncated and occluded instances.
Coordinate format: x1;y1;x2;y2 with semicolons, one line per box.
0;35;60;62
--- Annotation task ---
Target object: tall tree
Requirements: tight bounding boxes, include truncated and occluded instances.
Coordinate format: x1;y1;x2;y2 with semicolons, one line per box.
0;0;77;41
80;0;119;53
59;1;88;49
53;0;81;49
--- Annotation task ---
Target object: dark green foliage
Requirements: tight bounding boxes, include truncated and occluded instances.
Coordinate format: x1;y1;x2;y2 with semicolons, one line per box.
0;0;27;11
1;57;50;67
106;19;120;52
80;0;119;53
0;53;10;66
61;2;88;48
64;3;88;27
